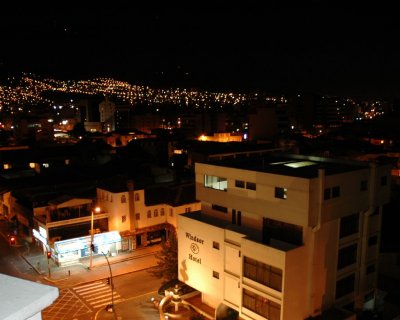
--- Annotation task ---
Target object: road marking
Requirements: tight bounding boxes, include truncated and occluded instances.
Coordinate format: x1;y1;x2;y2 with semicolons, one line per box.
73;280;122;309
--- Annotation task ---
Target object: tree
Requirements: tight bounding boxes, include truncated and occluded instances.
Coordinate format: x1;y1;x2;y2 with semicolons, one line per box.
148;229;178;283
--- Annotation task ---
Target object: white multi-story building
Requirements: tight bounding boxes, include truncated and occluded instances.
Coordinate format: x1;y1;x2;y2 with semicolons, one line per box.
177;154;391;320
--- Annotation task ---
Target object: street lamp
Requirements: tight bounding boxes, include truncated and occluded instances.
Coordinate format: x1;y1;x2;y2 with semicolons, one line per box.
89;206;100;269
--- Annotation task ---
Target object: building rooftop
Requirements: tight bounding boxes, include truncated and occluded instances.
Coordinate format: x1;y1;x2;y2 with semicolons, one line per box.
0;273;59;320
204;153;375;179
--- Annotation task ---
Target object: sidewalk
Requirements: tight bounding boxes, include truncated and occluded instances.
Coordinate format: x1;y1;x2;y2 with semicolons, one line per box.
20;241;161;285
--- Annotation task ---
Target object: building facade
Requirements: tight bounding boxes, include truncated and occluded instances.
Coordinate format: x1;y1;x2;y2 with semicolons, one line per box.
177;154;391;320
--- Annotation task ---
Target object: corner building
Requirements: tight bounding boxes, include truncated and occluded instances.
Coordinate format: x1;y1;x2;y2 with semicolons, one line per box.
177;154;391;320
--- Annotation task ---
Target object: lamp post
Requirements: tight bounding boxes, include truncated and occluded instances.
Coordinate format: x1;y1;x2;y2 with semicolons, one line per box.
89;206;100;269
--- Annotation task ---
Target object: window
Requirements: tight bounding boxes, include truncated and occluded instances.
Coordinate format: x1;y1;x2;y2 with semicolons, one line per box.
161;208;165;216
243;256;282;292
368;235;378;246
242;289;281;320
154;209;158;217
134;193;140;201
121;215;127;223
360;180;368;191
204;175;227;191
263;218;303;246
147;210;151;218
169;208;173;217
337;244;357;270
340;213;359;238
332;186;340;198
246;182;256;191
274;187;287;199
213;241;220;250
212;204;228;213
235;180;245;188
324;188;331;200
325;186;340;199
185;207;191;213
366;264;375;274
335;274;355;299
121;195;126;203
213;271;219;279
381;176;387;186
135;213;140;220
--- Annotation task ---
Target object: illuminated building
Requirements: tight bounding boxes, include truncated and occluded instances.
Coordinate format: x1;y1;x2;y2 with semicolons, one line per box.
177;154;391;320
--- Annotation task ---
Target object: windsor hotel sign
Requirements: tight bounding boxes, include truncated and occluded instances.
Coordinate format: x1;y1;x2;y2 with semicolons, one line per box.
186;232;204;264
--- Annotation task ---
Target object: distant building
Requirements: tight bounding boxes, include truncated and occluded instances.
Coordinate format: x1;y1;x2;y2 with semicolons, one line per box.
177;153;391;320
99;96;116;132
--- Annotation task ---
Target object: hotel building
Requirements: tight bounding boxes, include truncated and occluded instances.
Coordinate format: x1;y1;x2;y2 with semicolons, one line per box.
177;153;391;320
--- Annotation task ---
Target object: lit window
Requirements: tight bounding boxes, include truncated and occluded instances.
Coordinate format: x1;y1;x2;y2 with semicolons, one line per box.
204;175;227;191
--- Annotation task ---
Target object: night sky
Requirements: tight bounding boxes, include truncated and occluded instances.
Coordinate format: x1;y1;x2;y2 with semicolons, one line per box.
1;2;400;99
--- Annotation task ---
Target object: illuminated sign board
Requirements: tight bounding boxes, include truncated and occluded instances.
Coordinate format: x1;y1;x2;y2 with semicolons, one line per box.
33;229;47;245
186;232;203;264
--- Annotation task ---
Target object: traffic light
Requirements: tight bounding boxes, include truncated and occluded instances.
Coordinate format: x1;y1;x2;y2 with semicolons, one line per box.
9;236;16;245
47;251;51;259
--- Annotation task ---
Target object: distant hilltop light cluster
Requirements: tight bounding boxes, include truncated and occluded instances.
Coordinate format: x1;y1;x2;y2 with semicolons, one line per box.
0;73;287;111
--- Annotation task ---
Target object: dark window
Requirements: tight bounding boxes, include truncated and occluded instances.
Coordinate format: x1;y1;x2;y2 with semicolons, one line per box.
337;244;357;270
371;208;379;216
332;186;340;198
121;195;127;203
213;241;220;250
161;208;165;216
147;210;151;218
134;193;140;201
154;209;158;217
169;208;173;217
135;213;140;220
274;187;287;199
235;180;245;188
339;213;359;238
243;256;282;292
360;180;368;191
365;292;374;302
242;288;281;320
121;215;127;223
368;235;378;246
366;264;375;274
246;182;256;191
336;274;355;299
381;176;387;186
324;188;331;200
213;271;219;279
212;204;228;213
